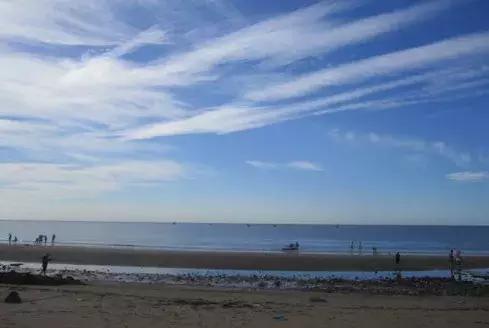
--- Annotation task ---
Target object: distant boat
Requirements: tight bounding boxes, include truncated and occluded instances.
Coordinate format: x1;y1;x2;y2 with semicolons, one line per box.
282;242;299;251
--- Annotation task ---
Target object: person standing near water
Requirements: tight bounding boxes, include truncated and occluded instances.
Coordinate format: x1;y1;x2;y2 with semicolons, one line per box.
449;249;454;277
8;233;12;245
41;254;52;275
395;252;401;265
51;234;56;245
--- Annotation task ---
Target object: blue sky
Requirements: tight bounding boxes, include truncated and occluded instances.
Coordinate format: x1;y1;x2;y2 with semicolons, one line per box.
0;0;488;224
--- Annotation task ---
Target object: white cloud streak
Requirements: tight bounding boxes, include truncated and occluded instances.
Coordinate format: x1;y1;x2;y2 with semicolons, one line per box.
446;171;489;182
124;67;488;139
287;161;323;171
104;26;168;58
0;0;133;46
329;129;473;167
246;31;489;102
246;160;323;172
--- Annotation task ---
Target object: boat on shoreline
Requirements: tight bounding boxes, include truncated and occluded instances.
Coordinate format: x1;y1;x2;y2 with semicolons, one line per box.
282;242;299;251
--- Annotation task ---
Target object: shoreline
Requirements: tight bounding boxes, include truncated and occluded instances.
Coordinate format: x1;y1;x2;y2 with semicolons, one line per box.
2;244;489;271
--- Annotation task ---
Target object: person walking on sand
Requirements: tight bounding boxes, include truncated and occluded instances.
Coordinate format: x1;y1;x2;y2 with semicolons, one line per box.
8;233;12;245
13;236;18;244
41;253;52;275
51;234;56;245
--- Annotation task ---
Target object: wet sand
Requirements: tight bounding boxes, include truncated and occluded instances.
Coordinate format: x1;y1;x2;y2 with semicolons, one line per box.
1;244;489;271
1;282;489;328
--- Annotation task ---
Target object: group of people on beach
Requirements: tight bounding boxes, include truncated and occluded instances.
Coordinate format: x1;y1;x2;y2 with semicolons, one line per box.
34;234;55;245
393;249;463;279
7;233;18;245
5;233;56;246
350;241;363;252
350;241;381;255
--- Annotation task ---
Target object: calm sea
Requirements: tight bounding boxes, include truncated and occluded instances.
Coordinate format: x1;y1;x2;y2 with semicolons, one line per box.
1;220;488;255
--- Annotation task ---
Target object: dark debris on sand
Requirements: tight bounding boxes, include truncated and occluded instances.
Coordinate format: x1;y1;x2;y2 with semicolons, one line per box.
304;277;489;297
0;271;84;286
4;291;22;304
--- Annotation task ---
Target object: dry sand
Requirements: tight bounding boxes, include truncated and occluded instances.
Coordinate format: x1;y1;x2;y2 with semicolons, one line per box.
1;282;489;328
1;244;489;271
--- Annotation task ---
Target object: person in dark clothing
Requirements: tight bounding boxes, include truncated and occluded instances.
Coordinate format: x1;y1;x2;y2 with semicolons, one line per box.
8;233;12;245
449;249;454;276
51;234;56;245
41;254;52;275
395;252;401;265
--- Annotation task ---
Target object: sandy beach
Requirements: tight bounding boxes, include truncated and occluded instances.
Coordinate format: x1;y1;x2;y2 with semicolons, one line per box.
1;244;489;271
2;244;489;327
1;282;489;328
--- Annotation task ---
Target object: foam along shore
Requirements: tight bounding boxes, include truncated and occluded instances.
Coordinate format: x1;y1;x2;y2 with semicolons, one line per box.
1;244;488;271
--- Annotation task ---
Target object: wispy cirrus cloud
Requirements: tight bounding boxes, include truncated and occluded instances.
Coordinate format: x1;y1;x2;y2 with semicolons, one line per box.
0;161;186;199
446;171;489;182
2;1;471;138
1;0;488;213
246;31;489;102
329;129;473;167
0;0;134;46
125;67;489;139
246;160;323;172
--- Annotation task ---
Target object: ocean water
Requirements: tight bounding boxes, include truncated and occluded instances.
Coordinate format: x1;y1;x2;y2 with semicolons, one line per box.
1;220;488;255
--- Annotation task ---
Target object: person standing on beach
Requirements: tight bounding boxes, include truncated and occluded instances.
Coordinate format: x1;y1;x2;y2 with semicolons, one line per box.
8;233;12;245
451;249;463;280
13;236;18;244
395;252;401;265
51;234;56;245
41;254;52;275
449;249;454;277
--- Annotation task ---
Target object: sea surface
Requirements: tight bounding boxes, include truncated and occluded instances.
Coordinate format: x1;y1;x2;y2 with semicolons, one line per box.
1;220;488;255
